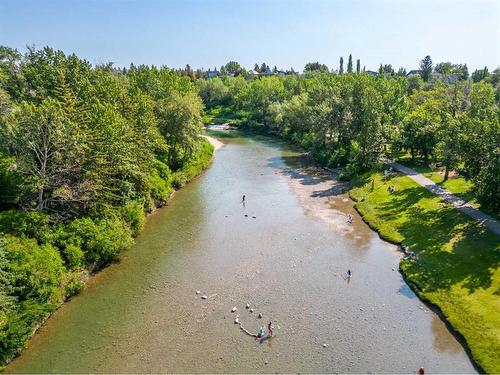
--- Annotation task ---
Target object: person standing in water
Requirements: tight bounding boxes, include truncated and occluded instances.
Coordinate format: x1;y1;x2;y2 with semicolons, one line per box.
347;269;352;278
242;194;246;203
267;321;273;337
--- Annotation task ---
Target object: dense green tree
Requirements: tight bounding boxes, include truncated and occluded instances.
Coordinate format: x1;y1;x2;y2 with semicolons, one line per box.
347;54;353;73
356;59;360;74
304;62;329;73
339;57;344;74
156;92;204;167
223;61;244;76
419;55;433;82
196;77;229;108
471;67;489;82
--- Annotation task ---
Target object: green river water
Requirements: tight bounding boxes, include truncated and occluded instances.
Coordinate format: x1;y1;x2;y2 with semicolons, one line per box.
6;133;476;373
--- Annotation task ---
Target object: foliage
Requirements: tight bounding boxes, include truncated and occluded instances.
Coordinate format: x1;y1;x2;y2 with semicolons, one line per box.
304;62;329;73
0;45;215;365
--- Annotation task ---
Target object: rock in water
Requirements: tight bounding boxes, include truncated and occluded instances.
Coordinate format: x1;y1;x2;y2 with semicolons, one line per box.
196;291;201;294
201;295;208;299
250;308;254;313
231;307;237;312
258;313;263;318
246;303;250;309
323;343;328;348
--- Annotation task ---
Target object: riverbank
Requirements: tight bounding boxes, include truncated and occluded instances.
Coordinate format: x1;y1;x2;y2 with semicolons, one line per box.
5;132;476;373
0;139;215;369
349;170;499;374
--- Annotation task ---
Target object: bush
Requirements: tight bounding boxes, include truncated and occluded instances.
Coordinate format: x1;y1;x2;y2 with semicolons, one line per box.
0;210;50;243
2;235;64;303
120;201;146;235
66;217;133;268
61;244;84;270
64;271;85;298
0;301;50;366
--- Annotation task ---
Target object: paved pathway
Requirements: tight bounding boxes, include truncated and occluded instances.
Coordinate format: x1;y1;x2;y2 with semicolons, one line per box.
387;161;500;235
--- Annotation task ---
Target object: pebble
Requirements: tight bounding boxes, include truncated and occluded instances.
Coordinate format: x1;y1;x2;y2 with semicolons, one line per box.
265;360;269;365
250;308;254;313
196;291;200;294
258;313;263;318
246;303;250;309
201;295;208;299
231;307;237;312
322;343;328;348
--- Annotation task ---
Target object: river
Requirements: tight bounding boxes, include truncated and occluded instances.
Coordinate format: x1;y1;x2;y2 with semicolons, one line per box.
6;132;476;373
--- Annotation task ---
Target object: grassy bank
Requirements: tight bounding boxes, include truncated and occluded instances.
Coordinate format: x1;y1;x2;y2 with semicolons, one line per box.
349;170;500;373
0;140;214;368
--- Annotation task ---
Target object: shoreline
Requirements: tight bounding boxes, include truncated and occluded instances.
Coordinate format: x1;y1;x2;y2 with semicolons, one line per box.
202;134;224;151
2;138;219;369
272;145;483;373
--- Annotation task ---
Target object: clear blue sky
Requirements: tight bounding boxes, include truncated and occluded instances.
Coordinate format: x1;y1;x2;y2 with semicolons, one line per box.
1;0;499;72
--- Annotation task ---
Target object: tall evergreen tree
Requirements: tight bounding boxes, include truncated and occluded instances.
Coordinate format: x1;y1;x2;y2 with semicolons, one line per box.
347;54;353;73
339;56;344;74
419;55;433;82
356;59;361;73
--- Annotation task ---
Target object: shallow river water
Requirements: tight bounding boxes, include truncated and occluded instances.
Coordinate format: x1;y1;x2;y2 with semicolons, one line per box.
6;133;476;373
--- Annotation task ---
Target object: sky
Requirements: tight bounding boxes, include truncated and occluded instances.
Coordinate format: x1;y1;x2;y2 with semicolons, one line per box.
0;0;499;72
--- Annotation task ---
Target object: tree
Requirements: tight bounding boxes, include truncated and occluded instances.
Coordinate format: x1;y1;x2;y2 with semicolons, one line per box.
253;63;260;73
223;61;244;76
434;62;453;74
460;82;499;210
356;59;361;74
196;77;229;107
304;62;329;73
471;66;489;82
2;99;89;214
419;55;433;82
347;54;353;73
156;92;204;167
339;57;344;74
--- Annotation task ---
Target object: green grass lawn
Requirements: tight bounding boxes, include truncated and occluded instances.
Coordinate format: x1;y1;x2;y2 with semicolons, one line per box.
350;170;500;373
396;156;500;220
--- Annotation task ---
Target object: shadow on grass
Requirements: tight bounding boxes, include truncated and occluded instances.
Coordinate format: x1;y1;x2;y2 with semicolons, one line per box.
397;204;499;294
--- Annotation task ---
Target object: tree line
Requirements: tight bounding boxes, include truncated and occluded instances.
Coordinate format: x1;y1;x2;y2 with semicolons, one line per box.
0;46;213;364
197;64;499;212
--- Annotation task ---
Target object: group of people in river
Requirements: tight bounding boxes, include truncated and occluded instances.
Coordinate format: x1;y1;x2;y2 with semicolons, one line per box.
256;321;274;339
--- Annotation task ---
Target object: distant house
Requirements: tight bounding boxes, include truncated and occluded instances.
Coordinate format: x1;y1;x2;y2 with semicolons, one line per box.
248;70;273;78
206;70;218;79
406;70;421;77
431;72;459;84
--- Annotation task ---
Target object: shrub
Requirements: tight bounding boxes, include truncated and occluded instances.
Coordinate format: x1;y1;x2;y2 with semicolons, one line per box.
64;272;85;298
0;210;50;243
66;217;133;268
2;235;64;303
120;201;146;235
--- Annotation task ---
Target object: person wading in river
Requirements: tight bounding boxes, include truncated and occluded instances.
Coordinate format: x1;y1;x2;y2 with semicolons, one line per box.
267;321;273;337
